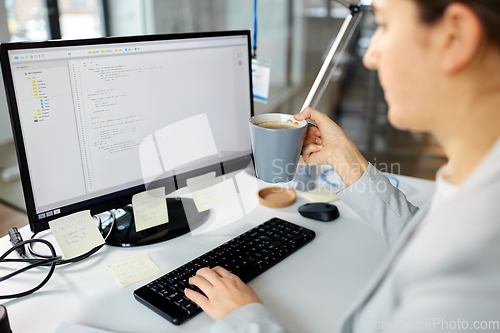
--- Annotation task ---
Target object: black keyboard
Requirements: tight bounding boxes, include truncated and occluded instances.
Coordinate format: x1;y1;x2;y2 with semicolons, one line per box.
134;217;315;325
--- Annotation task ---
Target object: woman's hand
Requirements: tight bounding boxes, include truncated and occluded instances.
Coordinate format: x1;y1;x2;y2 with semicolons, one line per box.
185;266;263;321
294;107;369;186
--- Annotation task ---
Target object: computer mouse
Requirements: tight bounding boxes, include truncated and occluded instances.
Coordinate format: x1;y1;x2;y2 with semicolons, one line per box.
298;203;340;222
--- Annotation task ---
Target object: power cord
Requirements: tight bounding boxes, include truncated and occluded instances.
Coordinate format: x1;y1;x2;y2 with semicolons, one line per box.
0;211;116;299
0;235;60;299
27;211;115;266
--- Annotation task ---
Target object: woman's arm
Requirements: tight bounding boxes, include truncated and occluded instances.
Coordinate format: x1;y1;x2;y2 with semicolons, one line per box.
185;267;289;332
336;163;419;248
295;108;418;248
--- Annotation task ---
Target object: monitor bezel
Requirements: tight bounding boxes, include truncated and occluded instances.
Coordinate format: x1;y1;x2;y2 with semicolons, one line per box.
0;30;254;233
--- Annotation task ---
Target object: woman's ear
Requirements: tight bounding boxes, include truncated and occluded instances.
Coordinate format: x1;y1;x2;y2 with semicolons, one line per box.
438;3;483;74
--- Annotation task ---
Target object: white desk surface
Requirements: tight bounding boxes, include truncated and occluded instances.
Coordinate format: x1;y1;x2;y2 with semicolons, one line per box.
0;173;435;333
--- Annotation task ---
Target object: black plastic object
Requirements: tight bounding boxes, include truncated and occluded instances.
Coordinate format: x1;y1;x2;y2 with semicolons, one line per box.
102;198;209;247
298;203;340;222
9;227;25;257
0;305;12;333
134;217;315;325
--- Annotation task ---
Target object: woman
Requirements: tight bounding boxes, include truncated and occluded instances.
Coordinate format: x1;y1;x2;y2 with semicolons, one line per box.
185;0;500;331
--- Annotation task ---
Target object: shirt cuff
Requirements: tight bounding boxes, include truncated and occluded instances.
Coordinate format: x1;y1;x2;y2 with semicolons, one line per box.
335;162;377;195
211;303;289;333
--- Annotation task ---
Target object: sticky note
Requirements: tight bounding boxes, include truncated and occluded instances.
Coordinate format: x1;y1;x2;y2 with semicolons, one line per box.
187;172;224;212
187;172;217;191
190;177;243;236
132;188;168;232
107;253;162;286
49;211;105;259
27;77;31;79
299;188;339;203
32;80;35;83
191;184;225;212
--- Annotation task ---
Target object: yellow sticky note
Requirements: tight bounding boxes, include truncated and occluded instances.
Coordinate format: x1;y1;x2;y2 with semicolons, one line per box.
34;94;38;96
27;77;31;79
33;84;36;86
32;81;35;83
132;188;168;232
37;109;40;112
191;184;224;212
34;117;37;119
108;253;162;286
49;210;105;259
115;49;118;52
187;172;224;212
299;188;339;203
33;90;37;93
101;50;105;53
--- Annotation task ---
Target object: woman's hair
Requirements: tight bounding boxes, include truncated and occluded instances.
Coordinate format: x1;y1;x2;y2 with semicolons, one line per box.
412;1;500;45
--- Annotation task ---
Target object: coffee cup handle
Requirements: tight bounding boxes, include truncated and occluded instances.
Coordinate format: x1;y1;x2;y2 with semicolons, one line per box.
306;119;317;127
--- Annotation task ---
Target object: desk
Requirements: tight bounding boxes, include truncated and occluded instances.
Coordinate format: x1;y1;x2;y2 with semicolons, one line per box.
0;173;434;333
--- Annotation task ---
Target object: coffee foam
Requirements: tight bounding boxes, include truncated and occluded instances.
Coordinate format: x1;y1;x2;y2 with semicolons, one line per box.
254;119;301;129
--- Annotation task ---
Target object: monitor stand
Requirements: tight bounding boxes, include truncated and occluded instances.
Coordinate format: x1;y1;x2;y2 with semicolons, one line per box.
100;197;209;247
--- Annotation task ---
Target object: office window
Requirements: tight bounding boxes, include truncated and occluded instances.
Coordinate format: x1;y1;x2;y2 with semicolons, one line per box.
58;0;104;39
4;0;50;41
305;0;329;17
107;0;306;115
3;0;104;41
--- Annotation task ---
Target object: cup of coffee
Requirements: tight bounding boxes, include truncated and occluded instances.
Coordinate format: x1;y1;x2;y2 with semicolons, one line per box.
249;113;308;183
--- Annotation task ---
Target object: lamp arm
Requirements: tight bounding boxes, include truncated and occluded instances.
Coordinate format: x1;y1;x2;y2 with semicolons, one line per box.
300;1;362;112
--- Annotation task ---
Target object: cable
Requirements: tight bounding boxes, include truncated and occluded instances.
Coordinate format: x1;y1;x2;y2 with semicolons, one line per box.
0;239;60;299
252;0;257;58
27;211;116;266
0;211;116;299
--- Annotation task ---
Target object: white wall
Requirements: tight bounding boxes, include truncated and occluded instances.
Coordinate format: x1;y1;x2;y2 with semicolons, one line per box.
0;0;13;144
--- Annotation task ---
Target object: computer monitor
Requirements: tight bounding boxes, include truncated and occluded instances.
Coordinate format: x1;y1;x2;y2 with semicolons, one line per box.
0;31;254;246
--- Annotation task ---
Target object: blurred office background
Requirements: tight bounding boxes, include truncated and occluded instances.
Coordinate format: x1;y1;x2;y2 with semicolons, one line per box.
0;0;447;234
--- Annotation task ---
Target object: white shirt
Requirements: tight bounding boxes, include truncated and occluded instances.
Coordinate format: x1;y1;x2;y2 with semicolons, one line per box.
427;162;459;215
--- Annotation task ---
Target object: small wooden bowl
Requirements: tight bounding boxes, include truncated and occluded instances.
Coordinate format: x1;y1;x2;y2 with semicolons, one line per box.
258;187;297;208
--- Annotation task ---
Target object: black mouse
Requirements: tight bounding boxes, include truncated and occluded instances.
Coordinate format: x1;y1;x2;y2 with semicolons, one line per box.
298;203;340;222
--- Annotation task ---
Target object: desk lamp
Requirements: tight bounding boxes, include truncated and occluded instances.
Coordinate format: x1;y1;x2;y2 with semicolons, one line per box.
302;0;366;110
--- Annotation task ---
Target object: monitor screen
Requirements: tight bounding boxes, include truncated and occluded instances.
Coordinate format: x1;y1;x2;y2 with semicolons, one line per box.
1;31;254;233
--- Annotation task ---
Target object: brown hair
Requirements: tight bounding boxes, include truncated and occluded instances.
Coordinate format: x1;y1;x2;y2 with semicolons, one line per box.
413;1;500;45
